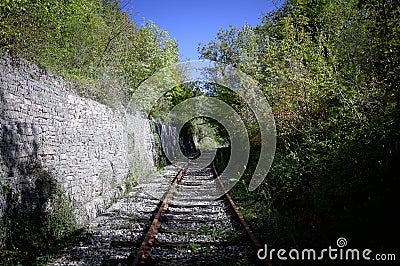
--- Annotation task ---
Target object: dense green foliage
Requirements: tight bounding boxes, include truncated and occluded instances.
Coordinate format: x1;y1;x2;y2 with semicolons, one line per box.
199;0;399;250
0;0;179;105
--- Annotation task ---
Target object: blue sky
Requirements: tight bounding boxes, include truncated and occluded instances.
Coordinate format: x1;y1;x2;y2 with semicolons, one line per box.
122;1;279;61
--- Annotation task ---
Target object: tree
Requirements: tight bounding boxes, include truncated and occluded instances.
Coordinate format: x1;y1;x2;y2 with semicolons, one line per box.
0;0;179;105
199;0;399;248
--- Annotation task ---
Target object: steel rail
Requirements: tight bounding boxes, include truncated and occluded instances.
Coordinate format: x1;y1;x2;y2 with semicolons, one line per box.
131;159;271;265
211;163;272;266
131;163;189;266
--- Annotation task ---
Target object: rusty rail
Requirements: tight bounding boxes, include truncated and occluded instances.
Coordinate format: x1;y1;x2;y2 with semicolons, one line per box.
131;160;271;265
131;163;188;266
211;164;272;266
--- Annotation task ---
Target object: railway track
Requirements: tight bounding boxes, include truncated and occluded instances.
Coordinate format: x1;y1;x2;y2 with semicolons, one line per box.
131;150;270;266
49;150;270;265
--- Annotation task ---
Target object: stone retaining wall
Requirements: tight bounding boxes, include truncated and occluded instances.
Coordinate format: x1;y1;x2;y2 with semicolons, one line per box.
0;54;156;229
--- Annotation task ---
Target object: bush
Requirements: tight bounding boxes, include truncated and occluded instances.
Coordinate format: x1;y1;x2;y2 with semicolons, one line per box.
1;163;76;265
